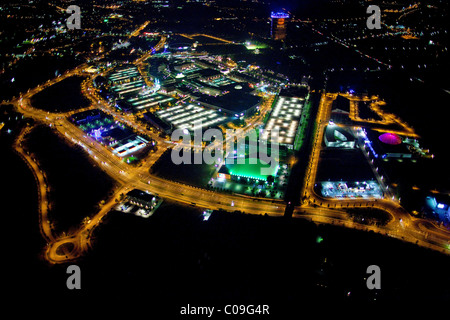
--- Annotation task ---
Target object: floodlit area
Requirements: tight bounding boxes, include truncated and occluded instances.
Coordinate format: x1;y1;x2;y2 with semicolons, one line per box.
204;76;237;87
156;103;228;131
111;79;146;96
70;109;152;159
111;135;149;157
4;1;450;307
127;92;175;111
320;180;383;199
116;198;163;218
107;65;165;111
108;66;140;84
211;161;289;199
262;96;304;146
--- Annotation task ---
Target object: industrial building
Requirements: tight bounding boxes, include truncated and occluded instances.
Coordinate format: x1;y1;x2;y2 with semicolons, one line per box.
143;111;172;134
194;83;260;118
262;95;304;148
117;91;176;113
324;123;355;148
363;129;413;159
70;109;152;158
126;189;160;209
156;103;228;132
107;66;141;86
217;158;279;184
330;95;351;124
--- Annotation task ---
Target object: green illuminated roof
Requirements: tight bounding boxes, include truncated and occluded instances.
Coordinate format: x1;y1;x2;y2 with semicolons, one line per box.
226;158;279;180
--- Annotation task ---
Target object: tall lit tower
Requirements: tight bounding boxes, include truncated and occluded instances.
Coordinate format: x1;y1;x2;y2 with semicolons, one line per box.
270;12;290;41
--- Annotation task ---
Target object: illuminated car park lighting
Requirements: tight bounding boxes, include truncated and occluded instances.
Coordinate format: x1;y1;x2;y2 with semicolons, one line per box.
156;104;229;131
320;181;383;199
111;80;144;90
263;97;303;146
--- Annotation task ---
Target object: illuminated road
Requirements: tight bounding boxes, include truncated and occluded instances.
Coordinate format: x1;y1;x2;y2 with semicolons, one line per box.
6;40;450;263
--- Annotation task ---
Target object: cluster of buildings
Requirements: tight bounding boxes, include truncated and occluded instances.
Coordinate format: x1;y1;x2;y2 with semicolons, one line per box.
318;106;383;199
321;180;382;199
116;189;163;218
98;57;265;137
318;93;436;205
262;94;305;148
70;109;153;159
100;65;176;114
270;12;290;41
214;87;309;188
93;32;307;195
152;58;262;117
324;122;355;148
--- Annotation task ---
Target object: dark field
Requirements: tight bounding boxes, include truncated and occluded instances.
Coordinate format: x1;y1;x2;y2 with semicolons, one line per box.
30;75;90;112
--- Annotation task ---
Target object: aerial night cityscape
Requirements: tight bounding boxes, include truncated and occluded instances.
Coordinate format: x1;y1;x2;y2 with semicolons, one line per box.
2;0;450;315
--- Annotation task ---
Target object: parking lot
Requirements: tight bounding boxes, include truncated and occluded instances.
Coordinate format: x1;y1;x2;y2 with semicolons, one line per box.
320;180;383;199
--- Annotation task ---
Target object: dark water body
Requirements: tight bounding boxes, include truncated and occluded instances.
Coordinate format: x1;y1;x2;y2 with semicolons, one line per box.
0;120;67;304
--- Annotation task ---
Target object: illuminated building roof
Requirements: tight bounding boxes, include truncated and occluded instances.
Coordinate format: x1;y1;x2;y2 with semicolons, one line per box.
156;103;228;131
379;132;402;145
324;124;355;148
221;158;279;181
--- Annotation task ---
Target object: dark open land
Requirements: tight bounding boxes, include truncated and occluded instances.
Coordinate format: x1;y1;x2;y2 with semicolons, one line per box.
316;148;375;182
24;125;116;233
55;201;450;313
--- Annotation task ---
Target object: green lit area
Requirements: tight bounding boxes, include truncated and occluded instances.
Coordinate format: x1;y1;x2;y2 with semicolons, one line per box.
125;156;138;164
227;158;279;181
244;41;268;50
294;99;312;151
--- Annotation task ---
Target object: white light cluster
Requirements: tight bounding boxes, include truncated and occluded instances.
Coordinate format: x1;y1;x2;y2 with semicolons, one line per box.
157;104;227;131
263;97;303;145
